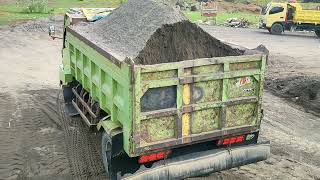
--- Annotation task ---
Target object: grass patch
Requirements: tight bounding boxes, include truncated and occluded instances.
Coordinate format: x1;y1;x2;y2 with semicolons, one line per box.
0;0;124;26
49;0;123;8
184;11;260;27
0;4;52;25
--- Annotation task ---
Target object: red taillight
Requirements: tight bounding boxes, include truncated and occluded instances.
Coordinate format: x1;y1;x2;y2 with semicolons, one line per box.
138;150;171;164
217;135;245;146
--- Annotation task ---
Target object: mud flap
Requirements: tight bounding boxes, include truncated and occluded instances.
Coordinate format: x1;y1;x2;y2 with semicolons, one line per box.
122;141;270;180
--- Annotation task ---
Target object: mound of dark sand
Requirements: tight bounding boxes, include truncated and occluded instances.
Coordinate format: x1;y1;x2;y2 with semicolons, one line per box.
135;21;242;65
71;0;243;65
266;76;320;115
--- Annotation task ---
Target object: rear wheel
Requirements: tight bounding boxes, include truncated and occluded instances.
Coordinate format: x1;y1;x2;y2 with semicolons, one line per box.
101;130;140;179
101;131;117;180
270;23;284;35
315;30;320;38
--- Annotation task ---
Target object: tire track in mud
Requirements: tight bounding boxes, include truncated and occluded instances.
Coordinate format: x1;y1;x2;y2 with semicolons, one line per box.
221;92;320;180
56;91;106;179
0;93;22;179
0;90;70;179
197;92;320;180
261;92;320;171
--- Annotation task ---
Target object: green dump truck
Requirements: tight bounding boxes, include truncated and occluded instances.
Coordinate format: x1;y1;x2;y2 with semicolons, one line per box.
59;0;270;179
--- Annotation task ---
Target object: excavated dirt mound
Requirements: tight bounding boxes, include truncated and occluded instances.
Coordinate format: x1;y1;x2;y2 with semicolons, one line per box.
72;0;242;65
135;21;242;65
266;76;320;116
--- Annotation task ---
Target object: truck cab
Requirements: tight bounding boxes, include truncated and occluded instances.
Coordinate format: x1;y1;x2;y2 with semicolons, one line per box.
260;3;287;34
260;2;320;37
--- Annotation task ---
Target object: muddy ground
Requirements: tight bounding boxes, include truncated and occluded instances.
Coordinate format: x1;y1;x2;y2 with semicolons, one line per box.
0;18;319;180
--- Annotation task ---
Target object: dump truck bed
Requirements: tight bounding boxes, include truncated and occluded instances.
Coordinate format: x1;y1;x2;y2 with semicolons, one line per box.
60;0;268;158
293;10;320;24
62;28;267;157
290;3;320;24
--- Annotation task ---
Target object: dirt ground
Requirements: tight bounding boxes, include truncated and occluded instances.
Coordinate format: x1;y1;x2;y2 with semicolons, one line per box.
0;17;320;180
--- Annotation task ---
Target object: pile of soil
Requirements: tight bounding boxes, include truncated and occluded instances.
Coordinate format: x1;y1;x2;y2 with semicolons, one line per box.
135;21;242;64
72;0;243;65
265;76;320;116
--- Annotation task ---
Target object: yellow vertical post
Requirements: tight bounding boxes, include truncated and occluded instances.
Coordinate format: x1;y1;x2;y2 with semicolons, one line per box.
182;84;191;138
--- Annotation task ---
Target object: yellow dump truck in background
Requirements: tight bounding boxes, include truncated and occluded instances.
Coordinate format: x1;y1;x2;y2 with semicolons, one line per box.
259;2;320;37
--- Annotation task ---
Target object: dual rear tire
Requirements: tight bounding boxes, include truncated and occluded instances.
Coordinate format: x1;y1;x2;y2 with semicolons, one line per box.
101;131;117;180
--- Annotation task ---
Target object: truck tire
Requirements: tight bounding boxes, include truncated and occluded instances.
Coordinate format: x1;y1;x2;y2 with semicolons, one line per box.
270;23;284;35
315;30;320;38
101;131;118;180
101;130;139;179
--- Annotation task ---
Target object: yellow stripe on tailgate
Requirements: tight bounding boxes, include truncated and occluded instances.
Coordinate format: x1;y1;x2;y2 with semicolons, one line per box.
182;84;191;138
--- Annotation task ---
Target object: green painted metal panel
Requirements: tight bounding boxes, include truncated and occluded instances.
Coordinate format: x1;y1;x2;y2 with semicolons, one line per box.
227;76;258;99
191;108;220;134
225;103;257;127
139;54;262;73
193;64;223;75
140;115;176;145
229;61;261;71
141;70;177;81
97;118;121;133
60;33;133;155
133;54;267;154
192;80;222;103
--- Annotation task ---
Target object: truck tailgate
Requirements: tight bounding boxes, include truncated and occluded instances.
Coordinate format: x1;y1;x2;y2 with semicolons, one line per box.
132;54;267;154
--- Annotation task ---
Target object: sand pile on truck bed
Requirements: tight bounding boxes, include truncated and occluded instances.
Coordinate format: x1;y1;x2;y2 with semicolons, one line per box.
70;0;244;65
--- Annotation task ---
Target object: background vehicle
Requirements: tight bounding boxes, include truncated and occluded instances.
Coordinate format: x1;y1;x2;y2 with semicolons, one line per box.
260;2;320;37
59;0;270;179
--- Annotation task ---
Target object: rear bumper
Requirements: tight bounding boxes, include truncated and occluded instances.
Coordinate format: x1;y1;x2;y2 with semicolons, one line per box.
123;141;270;179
